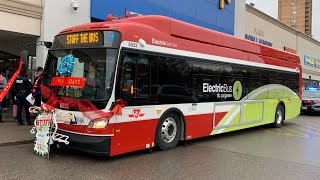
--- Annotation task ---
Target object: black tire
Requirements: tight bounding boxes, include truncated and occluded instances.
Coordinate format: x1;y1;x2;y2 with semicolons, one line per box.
273;104;285;128
156;113;181;151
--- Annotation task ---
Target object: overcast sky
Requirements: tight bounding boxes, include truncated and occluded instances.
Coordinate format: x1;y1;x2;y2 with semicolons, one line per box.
246;0;320;41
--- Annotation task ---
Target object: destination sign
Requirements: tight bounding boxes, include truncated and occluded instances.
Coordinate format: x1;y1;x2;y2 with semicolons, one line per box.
51;77;86;88
53;31;104;48
66;32;100;45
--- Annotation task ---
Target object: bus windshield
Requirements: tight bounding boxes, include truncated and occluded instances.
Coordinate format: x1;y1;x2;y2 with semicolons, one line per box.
43;48;118;110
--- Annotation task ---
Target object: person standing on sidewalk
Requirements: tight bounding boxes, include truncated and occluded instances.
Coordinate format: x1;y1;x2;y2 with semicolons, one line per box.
31;67;43;107
14;70;32;125
0;69;7;123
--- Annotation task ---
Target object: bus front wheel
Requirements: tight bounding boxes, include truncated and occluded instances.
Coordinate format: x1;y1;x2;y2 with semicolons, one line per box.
156;113;181;151
273;104;285;128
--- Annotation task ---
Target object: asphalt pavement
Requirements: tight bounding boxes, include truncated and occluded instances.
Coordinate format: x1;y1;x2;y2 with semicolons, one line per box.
1;115;320;180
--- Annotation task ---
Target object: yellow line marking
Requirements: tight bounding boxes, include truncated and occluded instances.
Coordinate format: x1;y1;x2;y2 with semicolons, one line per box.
289;125;320;136
301;121;320;128
263;129;308;139
264;129;292;136
282;127;310;138
293;123;320;131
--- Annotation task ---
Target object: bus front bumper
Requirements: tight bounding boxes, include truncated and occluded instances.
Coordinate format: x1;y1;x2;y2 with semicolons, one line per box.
57;130;111;156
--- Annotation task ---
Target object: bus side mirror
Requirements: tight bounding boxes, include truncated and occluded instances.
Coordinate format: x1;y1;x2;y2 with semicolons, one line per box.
121;80;133;100
21;50;28;65
44;42;52;48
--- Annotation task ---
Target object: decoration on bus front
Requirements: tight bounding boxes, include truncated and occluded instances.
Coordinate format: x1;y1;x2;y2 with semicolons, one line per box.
50;77;86;88
128;109;145;118
32;112;52;158
203;81;242;100
58;54;75;76
40;84;125;120
29;106;70;159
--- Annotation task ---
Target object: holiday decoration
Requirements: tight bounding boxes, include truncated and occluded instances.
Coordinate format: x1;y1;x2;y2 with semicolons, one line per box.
0;57;22;102
30;106;69;159
31;110;52;158
58;54;75;76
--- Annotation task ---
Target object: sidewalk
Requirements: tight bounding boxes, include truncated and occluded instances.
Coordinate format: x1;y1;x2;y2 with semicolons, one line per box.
0;106;34;147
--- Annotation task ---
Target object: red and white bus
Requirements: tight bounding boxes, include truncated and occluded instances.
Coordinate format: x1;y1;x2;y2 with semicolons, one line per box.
42;15;302;156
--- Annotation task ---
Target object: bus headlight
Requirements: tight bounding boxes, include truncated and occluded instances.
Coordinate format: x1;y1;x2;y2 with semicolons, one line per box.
88;119;109;129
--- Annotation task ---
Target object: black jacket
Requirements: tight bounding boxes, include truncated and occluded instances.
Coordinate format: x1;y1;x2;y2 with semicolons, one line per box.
14;75;32;97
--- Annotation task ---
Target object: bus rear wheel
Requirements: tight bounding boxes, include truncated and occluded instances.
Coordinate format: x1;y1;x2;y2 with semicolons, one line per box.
273;104;285;128
156;113;181;151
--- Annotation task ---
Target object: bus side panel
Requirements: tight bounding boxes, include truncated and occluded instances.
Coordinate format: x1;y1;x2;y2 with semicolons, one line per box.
282;89;301;120
185;114;213;140
111;119;158;156
212;101;273;135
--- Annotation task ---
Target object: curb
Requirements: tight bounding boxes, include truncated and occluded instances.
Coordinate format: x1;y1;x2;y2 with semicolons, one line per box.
0;139;34;147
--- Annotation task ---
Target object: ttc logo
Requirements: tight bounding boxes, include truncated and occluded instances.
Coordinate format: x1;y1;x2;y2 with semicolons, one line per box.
128;109;145;118
220;0;231;9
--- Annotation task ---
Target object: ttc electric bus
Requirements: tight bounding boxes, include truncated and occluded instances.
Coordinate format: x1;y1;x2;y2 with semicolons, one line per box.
42;15;302;156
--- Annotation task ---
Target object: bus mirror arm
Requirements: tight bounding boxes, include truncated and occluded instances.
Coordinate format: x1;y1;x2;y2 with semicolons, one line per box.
121;80;133;100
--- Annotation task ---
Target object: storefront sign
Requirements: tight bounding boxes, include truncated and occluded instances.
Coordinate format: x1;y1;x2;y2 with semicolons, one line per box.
304;55;320;68
245;34;273;47
34;112;52;158
220;0;231;9
284;46;297;54
254;28;264;37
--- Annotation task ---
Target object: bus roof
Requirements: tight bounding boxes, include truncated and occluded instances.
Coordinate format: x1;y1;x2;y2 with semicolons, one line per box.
58;15;300;65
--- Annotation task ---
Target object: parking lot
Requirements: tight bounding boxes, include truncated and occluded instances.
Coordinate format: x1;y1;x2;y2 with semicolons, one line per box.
0;114;320;180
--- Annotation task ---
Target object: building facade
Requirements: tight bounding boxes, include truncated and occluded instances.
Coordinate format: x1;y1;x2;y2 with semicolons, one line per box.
246;4;320;89
0;0;42;73
91;0;244;36
278;0;312;36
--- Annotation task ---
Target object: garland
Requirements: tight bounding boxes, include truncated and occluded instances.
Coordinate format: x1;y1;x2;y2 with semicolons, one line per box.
58;54;75;76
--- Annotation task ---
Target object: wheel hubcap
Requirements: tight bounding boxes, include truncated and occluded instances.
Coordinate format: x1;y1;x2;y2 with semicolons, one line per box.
276;110;283;124
161;117;177;143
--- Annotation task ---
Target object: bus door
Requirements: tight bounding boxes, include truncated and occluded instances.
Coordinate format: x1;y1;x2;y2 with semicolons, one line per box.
114;52;155;152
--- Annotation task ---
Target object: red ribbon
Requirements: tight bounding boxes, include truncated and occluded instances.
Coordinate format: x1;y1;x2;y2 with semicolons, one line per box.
111;100;127;116
41;84;126;120
0;57;22;102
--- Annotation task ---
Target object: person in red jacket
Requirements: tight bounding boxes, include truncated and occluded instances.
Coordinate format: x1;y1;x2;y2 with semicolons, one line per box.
31;67;43;107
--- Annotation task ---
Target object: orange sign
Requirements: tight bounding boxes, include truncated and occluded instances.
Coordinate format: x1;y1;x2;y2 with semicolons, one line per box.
51;77;86;88
284;46;297;54
66;32;99;45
